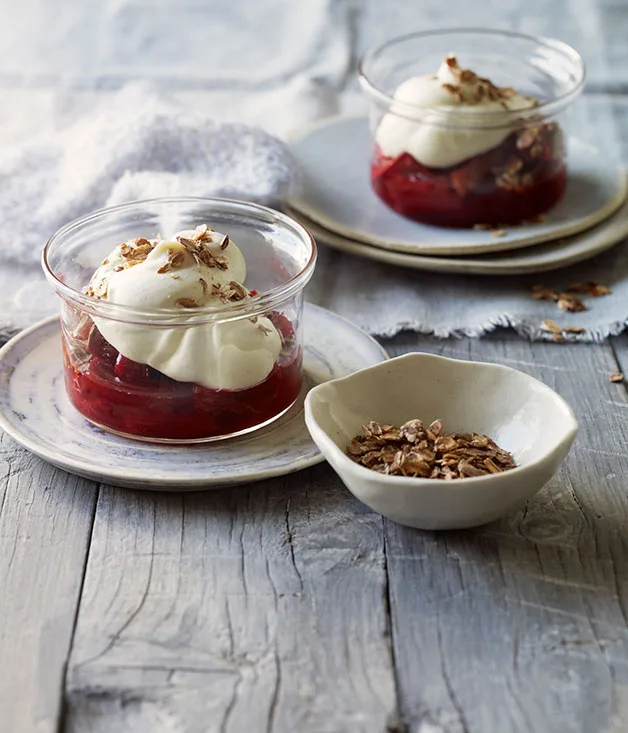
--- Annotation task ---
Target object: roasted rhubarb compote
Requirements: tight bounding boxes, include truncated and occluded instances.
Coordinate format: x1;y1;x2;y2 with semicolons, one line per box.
43;198;316;442
359;30;585;227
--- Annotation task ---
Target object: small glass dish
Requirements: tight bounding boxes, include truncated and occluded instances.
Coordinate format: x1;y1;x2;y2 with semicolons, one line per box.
42;197;316;444
359;29;586;228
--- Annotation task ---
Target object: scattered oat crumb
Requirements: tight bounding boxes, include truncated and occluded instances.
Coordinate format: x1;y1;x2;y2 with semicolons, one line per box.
473;223;493;231
610;372;624;383
540;319;561;334
540;319;564;342
531;284;559;301
587;281;611;297
490;229;507;238
556;292;587;313
563;326;584;334
531;280;610;316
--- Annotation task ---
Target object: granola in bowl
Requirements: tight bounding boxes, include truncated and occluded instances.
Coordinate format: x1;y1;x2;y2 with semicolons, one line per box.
347;418;516;479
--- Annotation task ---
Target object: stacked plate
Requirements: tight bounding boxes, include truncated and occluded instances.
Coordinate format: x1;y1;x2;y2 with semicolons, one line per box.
286;117;628;275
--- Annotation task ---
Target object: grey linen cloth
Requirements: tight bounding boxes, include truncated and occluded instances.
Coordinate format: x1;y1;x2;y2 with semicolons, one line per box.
306;239;628;342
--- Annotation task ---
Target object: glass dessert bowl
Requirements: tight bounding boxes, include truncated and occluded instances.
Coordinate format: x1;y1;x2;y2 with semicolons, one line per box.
359;29;585;228
42;198;316;443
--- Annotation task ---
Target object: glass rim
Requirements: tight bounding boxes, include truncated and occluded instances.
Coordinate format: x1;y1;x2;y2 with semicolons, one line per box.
42;196;317;325
358;28;586;129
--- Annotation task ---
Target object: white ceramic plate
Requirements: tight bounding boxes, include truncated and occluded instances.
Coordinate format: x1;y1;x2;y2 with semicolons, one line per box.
286;199;628;275
0;304;387;490
288;116;627;256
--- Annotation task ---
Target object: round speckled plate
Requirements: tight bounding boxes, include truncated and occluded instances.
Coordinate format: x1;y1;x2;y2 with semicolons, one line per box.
0;304;387;490
287;116;628;256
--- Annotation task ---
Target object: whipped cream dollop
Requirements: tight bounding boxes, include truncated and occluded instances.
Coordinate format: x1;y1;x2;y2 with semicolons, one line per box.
375;55;538;168
86;225;282;390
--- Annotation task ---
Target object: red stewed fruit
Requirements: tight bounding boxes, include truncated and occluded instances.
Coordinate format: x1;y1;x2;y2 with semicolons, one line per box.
64;315;302;440
371;123;566;228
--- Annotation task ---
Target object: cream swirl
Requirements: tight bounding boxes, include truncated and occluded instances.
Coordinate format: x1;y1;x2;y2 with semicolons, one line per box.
375;56;538;168
86;225;282;390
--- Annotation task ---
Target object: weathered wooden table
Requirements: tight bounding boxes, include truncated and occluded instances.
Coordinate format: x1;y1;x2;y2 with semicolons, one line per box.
2;2;628;732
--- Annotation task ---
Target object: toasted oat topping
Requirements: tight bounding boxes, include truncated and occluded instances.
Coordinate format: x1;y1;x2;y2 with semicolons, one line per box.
117;238;156;266
84;237;159;297
441;55;529;107
157;248;186;274
176;235;229;270
191;224;214;243
346;418;516;479
610;372;625;383
211;281;248;303
175;297;201;308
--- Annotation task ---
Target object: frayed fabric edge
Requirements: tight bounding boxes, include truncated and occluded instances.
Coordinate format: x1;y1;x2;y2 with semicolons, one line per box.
360;314;628;343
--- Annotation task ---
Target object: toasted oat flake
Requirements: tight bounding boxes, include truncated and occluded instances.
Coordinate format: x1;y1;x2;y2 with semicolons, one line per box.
516;129;537;150
490;229;507;238
175;297;201;308
540;319;564;341
587;281;611;297
157;248;185;274
177;235;229;270
531;285;559;301
568;282;585;293
563;326;585;334
346;418;516;480
610;372;625;383
212;281;248;303
557;293;587;313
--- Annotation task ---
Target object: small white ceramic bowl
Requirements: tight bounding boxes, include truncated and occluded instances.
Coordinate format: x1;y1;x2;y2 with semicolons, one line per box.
304;353;578;530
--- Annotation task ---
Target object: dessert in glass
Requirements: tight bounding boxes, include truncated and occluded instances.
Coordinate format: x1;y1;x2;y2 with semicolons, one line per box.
42;198;316;443
359;29;585;228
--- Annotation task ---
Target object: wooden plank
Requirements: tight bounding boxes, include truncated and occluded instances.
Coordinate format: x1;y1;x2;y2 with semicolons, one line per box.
0;433;98;733
64;465;397;732
382;334;628;733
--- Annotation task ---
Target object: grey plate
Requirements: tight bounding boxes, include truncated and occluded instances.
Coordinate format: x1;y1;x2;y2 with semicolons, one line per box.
287;116;627;256
287;199;628;275
0;304;387;490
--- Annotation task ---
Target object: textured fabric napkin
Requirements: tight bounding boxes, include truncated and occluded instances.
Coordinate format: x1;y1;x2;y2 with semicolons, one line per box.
306;238;628;341
0;83;298;270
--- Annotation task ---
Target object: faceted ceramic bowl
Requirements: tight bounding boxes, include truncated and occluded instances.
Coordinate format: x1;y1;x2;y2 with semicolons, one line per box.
304;352;578;530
